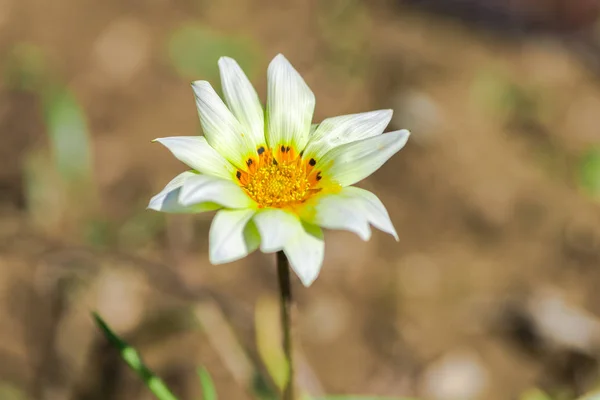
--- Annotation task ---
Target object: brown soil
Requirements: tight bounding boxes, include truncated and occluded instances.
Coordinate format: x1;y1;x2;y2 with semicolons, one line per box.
2;0;600;399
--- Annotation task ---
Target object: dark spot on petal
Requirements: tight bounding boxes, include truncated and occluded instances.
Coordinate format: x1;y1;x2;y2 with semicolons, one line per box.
280;145;285;152
316;171;322;181
257;146;265;155
299;150;304;156
309;158;316;166
236;171;242;179
246;159;253;166
285;146;290;152
273;159;278;165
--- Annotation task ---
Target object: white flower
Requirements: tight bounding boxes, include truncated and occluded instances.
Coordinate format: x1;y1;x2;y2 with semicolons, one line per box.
149;54;410;286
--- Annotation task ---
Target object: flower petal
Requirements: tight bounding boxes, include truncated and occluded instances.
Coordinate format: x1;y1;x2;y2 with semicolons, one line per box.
191;81;256;169
179;174;255;209
266;54;315;153
153;136;236;180
303;110;392;162
253;208;302;252
147;171;221;213
343;186;398;241
253;208;325;286
209;209;257;264
316;129;410;187
218;57;266;149
283;223;325;287
300;191;372;241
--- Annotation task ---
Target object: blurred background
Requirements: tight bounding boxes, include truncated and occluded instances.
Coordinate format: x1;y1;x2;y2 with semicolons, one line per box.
3;0;600;399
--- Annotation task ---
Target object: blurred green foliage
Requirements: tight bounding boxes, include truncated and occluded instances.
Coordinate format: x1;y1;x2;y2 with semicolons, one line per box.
317;0;370;81
3;43;47;91
520;388;552;400
255;296;289;392
471;69;547;125
42;87;94;183
0;383;26;400
578;147;600;198
5;43;98;237
168;24;262;83
578;390;600;400
117;207;166;249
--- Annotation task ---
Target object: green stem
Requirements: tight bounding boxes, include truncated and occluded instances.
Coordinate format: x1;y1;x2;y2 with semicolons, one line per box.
276;251;294;400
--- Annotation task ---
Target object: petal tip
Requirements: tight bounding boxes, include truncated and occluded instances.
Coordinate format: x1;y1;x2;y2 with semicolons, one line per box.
359;231;373;242
218;56;238;70
191;80;211;93
146;199;160;212
218;56;233;63
269;53;292;71
299;275;317;287
207;255;225;265
388;226;400;242
209;248;247;265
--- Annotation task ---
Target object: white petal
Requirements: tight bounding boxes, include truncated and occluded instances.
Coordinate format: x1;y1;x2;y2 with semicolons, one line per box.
253;208;303;252
303;110;392;162
343;187;398;240
147;171;221;213
191;81;256;169
266;54;315;153
302;192;372;241
317;129;410;187
153;136;236;180
218;57;265;149
179;174;255;209
252;207;327;286
209;209;257;264
283;223;324;287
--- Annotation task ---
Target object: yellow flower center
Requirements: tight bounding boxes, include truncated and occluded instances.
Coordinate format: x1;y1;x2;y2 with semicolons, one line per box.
245;163;311;208
236;146;322;209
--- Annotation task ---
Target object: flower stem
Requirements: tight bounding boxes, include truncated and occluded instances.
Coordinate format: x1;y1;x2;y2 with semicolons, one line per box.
276;251;294;400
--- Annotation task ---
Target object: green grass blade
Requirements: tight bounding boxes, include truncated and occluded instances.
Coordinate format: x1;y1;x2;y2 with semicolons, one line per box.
197;367;218;400
92;312;179;400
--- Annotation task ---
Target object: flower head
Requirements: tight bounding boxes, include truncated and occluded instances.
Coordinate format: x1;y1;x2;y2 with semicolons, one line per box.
149;54;410;286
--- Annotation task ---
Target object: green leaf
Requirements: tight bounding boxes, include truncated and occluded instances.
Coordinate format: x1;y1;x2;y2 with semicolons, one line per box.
92;312;179;400
197;367;217;400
